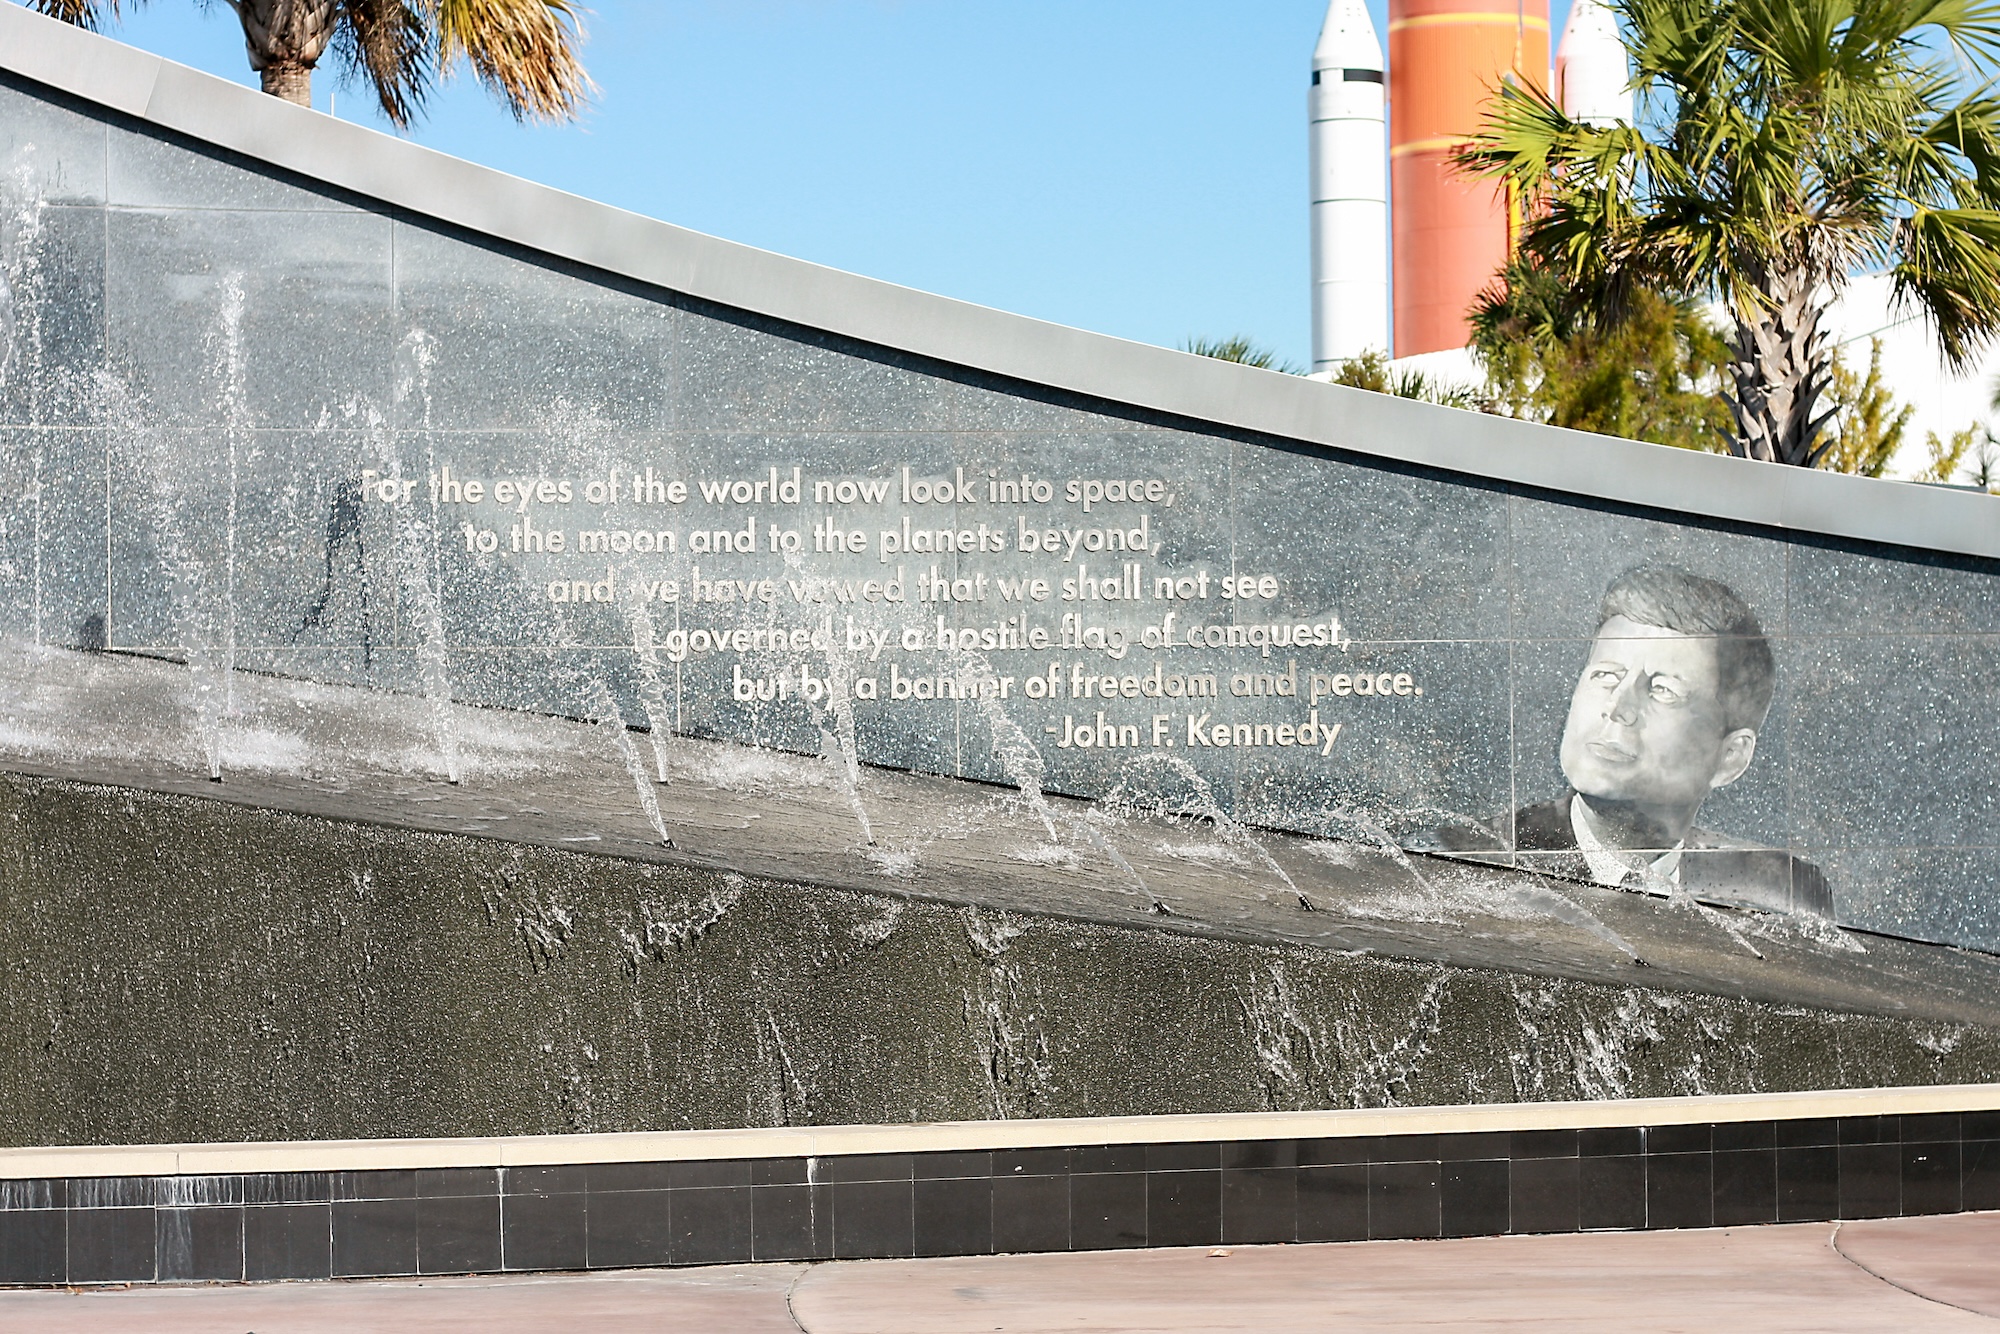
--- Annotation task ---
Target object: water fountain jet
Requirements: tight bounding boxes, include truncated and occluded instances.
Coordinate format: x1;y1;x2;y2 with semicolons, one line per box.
393;331;463;786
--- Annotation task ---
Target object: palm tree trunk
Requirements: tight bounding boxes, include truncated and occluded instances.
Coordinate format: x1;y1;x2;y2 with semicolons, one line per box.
259;59;313;107
1726;260;1838;467
234;1;341;110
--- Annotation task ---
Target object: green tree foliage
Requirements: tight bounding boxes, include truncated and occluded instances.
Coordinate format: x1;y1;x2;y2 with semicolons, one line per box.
1460;0;2000;468
1963;431;2000;489
1922;424;1986;482
36;0;590;127
1323;349;1480;409
1819;339;1915;476
1899;366;1999;488
1970;376;2000;488
1468;259;1731;449
1180;336;1302;374
1182;336;1479;408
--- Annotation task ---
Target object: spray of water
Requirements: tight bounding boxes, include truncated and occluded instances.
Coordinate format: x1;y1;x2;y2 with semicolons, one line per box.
946;645;1057;840
938;643;1166;906
622;595;676;784
1325;799;1646;960
1116;751;1317;911
1325;805;1443;895
775;551;876;846
818;722;877;847
591;678;675;848
410;591;462;783
1079;813;1166;910
544;629;668;846
1735;903;1865;955
401;516;462;786
204;273;248;716
534;399;675;847
1506;878;1646;964
338;400;460;782
391;331;462;784
816;631;875;846
1650;865;1765;961
0;265;13;393
100;373;228;779
3;158;49;642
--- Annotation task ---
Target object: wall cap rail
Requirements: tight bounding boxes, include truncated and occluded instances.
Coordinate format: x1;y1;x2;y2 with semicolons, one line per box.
5;1083;1998;1180
2;6;1998;563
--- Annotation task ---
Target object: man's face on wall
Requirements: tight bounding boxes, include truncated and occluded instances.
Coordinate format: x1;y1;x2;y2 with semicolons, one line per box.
1558;615;1755;824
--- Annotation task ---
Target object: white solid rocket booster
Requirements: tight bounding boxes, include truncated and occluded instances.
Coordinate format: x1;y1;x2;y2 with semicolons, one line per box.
1555;0;1632;126
1309;0;1388;373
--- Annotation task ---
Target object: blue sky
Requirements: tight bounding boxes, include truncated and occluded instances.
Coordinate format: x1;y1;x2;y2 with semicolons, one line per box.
23;0;1575;368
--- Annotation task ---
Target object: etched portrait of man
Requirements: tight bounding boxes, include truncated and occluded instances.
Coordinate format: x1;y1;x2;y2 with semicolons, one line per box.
1434;565;1831;917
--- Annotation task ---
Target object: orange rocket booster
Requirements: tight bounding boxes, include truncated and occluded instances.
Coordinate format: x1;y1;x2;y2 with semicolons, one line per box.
1388;0;1549;357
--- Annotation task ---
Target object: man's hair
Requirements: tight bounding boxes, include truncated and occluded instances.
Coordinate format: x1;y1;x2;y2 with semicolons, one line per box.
1598;565;1776;732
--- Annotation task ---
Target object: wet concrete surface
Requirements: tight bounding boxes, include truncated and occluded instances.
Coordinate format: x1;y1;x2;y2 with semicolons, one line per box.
2;643;1996;1029
6;1215;1999;1331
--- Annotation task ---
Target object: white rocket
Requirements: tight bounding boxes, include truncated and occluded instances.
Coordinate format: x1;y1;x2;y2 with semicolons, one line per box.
1555;0;1633;126
1309;0;1388;373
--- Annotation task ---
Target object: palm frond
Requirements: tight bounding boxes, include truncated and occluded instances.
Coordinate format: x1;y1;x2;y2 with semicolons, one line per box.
1896;0;2000;67
1892;206;2000;366
28;0;136;29
1917;85;2000;196
429;0;592;122
335;0;429;128
1181;336;1302;374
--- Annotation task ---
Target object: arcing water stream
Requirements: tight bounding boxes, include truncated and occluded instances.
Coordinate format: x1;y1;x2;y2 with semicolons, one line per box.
395;329;463;785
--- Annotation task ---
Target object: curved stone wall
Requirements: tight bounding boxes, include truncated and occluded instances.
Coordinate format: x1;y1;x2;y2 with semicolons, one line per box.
0;62;1995;958
1;774;1994;1149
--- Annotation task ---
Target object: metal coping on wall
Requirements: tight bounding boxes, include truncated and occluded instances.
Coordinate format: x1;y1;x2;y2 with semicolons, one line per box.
1;4;1996;565
3;1085;1998;1180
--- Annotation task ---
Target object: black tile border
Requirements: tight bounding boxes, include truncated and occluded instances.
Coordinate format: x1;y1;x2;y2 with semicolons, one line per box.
8;1111;2000;1285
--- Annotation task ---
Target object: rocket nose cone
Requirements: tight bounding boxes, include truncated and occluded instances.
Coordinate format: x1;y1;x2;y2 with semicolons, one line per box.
1556;0;1632;122
1314;0;1383;71
1557;0;1621;59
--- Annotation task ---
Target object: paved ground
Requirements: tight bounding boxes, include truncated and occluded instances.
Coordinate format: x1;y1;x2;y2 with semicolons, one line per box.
1835;1214;2000;1319
5;1214;1998;1331
0;1261;811;1332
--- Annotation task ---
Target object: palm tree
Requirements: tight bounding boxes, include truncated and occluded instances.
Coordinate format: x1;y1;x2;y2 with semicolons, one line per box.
1181;335;1304;374
1460;0;2000;467
34;0;589;127
1182;336;1481;407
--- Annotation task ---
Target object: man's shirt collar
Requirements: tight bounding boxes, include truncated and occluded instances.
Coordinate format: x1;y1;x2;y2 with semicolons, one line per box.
1570;793;1683;891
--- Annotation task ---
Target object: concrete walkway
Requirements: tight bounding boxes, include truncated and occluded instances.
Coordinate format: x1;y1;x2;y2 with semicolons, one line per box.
4;1214;1996;1332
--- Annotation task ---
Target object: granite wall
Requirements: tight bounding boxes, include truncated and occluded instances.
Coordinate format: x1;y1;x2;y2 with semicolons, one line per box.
0;68;1995;955
2;773;1996;1149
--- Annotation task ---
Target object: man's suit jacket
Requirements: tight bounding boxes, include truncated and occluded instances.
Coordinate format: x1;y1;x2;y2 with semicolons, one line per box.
1429;793;1834;918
